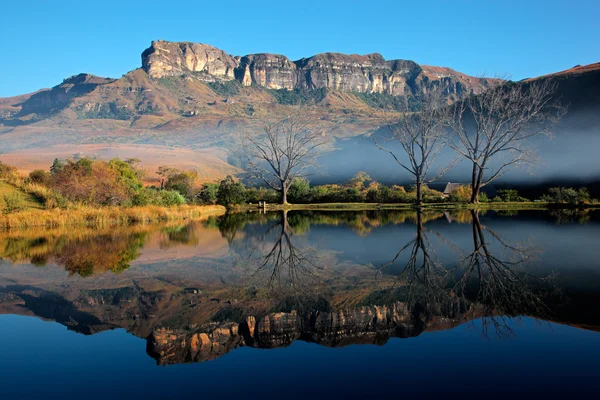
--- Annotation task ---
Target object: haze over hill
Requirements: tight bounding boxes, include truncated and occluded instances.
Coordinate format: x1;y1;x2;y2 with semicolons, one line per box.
0;41;598;189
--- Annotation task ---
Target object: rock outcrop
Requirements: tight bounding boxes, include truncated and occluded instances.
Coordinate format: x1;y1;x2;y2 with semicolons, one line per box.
147;302;424;365
141;40;494;97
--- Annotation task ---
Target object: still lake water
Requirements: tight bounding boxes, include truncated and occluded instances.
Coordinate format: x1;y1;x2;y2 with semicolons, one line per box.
1;209;600;397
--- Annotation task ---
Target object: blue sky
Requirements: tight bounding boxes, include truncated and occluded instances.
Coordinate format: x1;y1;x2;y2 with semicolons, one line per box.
1;0;598;97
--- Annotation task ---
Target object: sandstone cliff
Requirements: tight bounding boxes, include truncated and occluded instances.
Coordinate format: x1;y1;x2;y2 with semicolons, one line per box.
141;40;494;98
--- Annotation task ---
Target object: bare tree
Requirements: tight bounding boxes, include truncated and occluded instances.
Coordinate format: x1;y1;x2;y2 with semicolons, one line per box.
374;86;453;206
239;112;326;204
447;78;565;203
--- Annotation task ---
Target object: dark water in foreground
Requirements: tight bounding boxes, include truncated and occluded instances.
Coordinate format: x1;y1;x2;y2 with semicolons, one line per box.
1;209;600;397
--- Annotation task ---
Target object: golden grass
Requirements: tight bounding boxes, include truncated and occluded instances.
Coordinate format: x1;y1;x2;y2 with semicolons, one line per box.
0;204;226;230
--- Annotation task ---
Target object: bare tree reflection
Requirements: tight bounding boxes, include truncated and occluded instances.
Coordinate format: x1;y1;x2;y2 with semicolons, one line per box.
377;210;459;319
379;210;554;338
220;211;324;295
450;210;551;338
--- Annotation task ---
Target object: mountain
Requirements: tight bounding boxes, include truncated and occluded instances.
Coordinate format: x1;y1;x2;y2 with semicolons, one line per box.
0;41;598;185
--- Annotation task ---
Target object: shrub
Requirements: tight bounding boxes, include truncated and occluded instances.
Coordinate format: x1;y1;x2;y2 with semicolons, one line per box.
156;190;186;206
244;187;279;204
3;192;25;213
0;161;19;180
165;171;197;200
29;170;51;185
217;176;246;205
448;185;472;203
497;189;528;202
197;183;219;204
50;158;132;206
541;187;590;204
207;80;241;96
268;88;327;105
288;177;311;203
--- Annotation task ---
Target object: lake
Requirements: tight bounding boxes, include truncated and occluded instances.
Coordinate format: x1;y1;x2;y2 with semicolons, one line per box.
1;209;600;397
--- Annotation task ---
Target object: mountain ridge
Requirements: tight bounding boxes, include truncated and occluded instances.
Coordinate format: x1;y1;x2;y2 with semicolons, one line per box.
0;41;598;184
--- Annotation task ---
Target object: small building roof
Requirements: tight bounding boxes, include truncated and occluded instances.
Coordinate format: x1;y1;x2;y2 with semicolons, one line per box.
443;182;463;195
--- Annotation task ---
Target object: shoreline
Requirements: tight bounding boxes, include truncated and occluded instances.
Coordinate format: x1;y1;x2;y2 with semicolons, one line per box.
231;202;600;212
0;205;226;230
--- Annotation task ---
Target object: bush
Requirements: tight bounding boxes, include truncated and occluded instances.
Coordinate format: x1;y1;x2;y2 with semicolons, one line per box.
541;187;590;205
197;183;219;204
2;192;25;213
156;190;186;206
268;88;327;105
207;80;241;96
29;170;51;185
244;187;279;204
288;177;311;203
0;161;19;180
448;185;472;203
217;176;246;205
497;189;528;202
165;171;197;200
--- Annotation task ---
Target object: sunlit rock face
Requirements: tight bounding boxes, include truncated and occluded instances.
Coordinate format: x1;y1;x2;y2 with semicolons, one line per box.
141;40;494;96
147;302;423;365
142;41;238;80
236;54;297;89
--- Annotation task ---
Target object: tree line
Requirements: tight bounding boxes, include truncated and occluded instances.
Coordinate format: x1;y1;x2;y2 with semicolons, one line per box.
237;76;567;206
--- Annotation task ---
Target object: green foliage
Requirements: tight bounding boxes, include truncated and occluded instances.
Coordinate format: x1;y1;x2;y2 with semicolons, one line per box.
108;158;144;194
50;158;64;175
244;187;279;204
207;80;241;96
132;188;186;206
541;187;591;205
497;189;528;202
288;177;311;203
268;88;327;105
197;183;219;204
2;192;25;213
156;190;186;206
164;171;197;200
217;176;246;205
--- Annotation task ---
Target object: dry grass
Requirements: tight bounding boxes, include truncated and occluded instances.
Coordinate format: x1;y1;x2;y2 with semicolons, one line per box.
0;204;226;230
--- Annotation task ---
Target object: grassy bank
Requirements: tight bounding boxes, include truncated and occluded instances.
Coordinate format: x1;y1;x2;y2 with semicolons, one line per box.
0;205;226;230
232;201;600;212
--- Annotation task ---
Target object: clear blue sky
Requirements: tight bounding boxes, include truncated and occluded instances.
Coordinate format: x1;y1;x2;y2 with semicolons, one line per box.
1;0;598;97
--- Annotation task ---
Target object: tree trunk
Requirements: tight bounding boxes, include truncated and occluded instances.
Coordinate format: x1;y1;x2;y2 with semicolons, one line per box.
281;182;288;205
415;179;423;207
470;163;479;204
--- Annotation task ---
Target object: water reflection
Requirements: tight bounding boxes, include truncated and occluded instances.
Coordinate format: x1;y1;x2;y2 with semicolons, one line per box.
0;209;599;364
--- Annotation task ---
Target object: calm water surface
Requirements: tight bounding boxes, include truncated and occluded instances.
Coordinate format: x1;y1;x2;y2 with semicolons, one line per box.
1;209;600;397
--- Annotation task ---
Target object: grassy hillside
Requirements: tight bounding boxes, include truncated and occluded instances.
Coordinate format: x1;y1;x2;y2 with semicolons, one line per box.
0;180;44;211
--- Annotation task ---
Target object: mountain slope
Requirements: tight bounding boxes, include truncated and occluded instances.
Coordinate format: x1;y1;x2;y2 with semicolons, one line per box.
0;41;597;185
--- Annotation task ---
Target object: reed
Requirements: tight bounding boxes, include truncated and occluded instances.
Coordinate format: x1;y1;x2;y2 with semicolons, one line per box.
0;204;226;230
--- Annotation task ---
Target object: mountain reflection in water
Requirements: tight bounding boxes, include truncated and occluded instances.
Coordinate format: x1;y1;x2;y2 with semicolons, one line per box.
1;209;599;365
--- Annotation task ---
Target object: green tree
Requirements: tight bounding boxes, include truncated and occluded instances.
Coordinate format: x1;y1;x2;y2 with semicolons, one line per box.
198;183;219;204
217;176;246;206
288;177;311;203
50;158;64;175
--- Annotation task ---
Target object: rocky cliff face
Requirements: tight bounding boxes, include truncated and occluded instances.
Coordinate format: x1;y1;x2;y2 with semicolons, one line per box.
148;302;425;365
142;40;494;97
